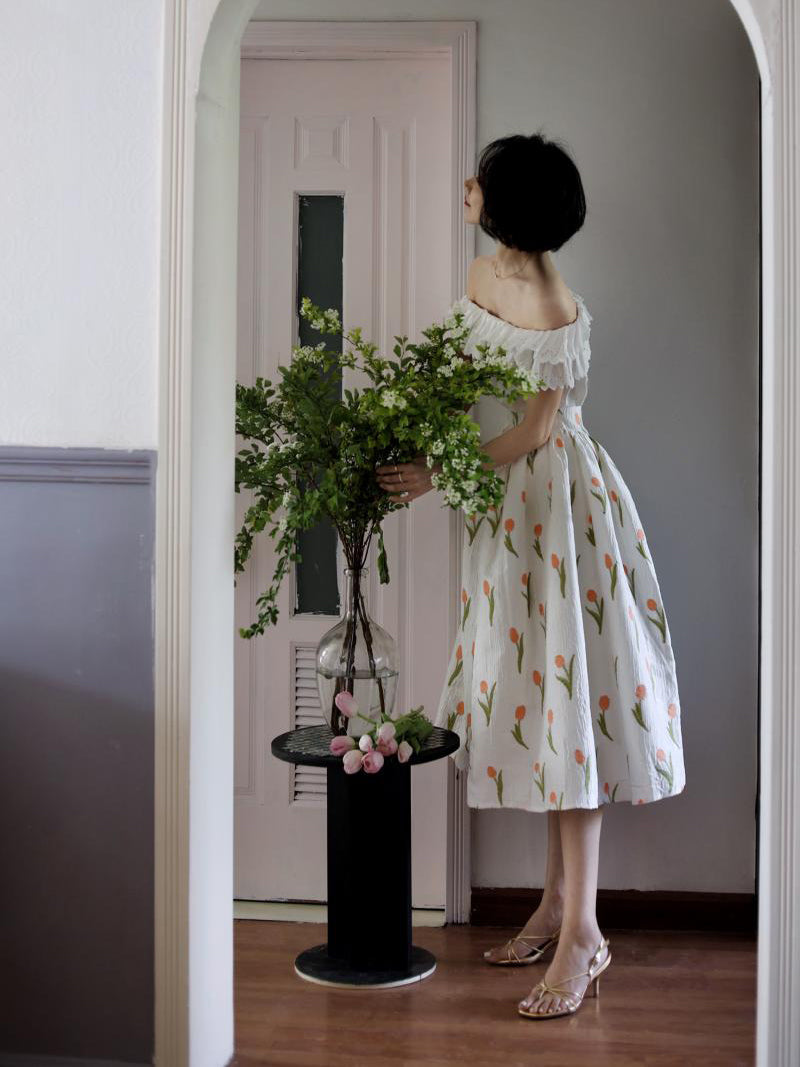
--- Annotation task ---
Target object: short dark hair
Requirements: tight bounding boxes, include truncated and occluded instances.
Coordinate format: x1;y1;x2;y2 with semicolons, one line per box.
475;132;586;253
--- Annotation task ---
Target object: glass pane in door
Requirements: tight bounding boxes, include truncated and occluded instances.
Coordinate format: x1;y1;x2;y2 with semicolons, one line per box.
294;193;343;616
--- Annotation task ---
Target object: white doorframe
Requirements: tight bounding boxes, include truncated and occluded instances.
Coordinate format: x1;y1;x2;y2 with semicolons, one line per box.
156;3;797;1065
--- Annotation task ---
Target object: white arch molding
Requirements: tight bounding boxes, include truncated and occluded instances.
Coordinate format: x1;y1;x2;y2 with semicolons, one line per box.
155;2;797;1064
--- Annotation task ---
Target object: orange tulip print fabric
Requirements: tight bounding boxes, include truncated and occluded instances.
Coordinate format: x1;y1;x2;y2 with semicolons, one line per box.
432;294;686;811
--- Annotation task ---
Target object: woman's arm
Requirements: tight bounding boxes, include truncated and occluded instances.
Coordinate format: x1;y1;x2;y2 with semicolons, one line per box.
377;385;563;500
473;384;564;471
436;384;564;473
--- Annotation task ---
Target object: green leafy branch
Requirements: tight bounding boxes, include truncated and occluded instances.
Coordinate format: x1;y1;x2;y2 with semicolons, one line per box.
234;297;547;638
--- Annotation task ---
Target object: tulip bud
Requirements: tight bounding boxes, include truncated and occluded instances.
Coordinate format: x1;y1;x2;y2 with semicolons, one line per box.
397;740;414;763
377;722;396;743
342;749;364;774
334;690;359;718
363;750;385;774
330;735;356;757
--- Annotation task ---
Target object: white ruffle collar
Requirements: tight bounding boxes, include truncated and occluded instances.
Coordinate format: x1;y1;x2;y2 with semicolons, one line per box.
453;289;591;345
449;289;593;397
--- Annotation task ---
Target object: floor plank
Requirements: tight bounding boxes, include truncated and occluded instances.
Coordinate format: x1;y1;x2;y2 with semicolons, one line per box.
233;920;756;1066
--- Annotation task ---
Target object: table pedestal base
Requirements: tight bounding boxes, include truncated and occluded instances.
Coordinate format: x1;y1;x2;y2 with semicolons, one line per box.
294;943;436;988
270;725;460;989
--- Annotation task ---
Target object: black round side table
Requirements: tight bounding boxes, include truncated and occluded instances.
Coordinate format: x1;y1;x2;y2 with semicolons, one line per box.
271;723;460;989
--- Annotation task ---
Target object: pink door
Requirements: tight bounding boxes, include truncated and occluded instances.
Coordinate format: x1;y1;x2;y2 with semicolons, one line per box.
235;52;456;908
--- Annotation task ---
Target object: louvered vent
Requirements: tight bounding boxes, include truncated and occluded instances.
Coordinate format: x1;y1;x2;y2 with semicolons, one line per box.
292;644;328;805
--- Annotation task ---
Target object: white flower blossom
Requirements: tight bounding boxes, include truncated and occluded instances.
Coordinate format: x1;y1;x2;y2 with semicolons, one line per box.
379;389;407;410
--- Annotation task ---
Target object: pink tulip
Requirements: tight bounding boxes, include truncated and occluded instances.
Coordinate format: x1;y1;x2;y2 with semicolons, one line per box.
342;749;364;774
397;740;413;763
358;734;374;752
334;690;359;719
362;750;385;774
377;722;396;743
377;736;398;756
330;735;356;757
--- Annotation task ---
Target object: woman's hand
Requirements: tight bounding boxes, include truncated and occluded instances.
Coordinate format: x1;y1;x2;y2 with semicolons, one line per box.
374;453;441;504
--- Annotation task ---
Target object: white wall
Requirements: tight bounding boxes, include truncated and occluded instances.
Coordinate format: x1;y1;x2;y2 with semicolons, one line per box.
0;1;164;449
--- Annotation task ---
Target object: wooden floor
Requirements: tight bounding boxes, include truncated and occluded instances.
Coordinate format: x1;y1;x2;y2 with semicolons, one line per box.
233;920;757;1066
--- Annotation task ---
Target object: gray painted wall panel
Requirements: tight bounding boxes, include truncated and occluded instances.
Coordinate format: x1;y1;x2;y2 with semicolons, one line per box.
0;448;156;1064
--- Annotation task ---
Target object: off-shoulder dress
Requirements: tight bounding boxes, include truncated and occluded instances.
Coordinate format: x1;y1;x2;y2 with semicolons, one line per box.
431;291;686;811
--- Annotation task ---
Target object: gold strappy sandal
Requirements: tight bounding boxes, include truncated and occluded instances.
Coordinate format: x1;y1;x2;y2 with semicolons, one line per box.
517;934;611;1018
483;926;561;966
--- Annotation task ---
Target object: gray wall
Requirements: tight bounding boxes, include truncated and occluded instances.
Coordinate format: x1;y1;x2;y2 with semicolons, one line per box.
466;0;760;893
253;0;761;893
0;448;156;1065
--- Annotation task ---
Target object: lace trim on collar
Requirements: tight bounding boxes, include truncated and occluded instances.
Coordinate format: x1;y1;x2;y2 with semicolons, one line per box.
450;291;593;394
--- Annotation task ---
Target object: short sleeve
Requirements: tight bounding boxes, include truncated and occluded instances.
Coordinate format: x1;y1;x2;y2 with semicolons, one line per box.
530;308;592;393
444;291;593;406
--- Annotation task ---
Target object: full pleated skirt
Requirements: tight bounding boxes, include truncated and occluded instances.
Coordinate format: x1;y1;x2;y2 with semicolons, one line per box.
432;404;686;811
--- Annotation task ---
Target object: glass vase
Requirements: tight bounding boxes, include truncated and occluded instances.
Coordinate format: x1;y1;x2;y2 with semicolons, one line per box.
316;565;399;736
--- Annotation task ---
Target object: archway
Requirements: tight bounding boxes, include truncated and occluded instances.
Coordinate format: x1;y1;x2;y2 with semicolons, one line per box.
155;2;794;1064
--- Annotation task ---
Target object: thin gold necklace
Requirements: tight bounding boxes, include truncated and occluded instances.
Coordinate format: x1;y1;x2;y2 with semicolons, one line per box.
493;252;531;279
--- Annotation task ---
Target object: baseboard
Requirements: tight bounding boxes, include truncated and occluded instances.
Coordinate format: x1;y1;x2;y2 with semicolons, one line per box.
233;900;447;927
471;887;757;933
233;893;756;933
0;1055;150;1067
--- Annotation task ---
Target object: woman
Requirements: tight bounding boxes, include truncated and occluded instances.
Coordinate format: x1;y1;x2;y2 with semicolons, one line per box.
375;133;686;1020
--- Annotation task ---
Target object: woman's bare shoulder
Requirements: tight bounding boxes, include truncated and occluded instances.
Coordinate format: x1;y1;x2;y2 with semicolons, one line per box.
465;256;489;300
466;257;577;329
520;283;579;329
